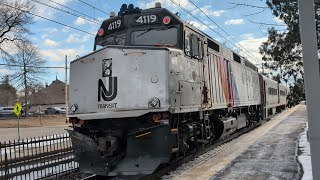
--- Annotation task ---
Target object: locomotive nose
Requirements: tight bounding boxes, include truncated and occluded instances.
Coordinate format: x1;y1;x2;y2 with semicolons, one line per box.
68;47;170;119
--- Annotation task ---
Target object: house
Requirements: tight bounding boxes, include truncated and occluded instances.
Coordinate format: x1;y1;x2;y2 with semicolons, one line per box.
29;78;68;112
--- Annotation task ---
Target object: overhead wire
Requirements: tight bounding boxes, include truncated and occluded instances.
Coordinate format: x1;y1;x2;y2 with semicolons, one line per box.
76;0;110;15
168;0;235;49
47;0;100;22
0;64;69;69
248;19;287;27
170;0;261;63
0;2;95;36
30;0;100;25
187;0;262;64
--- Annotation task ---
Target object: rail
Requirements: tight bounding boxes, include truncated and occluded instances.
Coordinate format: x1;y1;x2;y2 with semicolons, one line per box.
0;133;79;179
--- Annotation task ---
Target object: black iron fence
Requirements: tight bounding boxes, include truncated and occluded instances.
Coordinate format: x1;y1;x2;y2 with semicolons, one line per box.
0;134;79;179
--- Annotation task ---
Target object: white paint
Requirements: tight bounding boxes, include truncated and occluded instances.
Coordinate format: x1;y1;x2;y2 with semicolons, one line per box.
299;126;313;180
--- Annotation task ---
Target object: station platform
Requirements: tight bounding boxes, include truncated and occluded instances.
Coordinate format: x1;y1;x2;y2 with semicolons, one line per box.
212;104;309;180
164;104;311;180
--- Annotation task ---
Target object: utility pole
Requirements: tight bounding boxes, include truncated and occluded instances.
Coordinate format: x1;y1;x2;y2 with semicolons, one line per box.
65;55;68;123
298;0;320;179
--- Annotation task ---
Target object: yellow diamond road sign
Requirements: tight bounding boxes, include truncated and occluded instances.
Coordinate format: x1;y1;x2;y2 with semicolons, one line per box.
14;102;22;117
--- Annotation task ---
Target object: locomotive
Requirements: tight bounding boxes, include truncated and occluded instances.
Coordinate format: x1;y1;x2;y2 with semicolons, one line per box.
67;3;289;176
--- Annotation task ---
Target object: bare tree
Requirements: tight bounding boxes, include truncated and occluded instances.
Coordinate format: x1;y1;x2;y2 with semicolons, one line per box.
2;40;46;115
0;75;17;106
0;0;33;54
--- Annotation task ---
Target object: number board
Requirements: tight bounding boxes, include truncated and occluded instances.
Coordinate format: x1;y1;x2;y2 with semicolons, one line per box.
104;17;124;35
134;14;159;25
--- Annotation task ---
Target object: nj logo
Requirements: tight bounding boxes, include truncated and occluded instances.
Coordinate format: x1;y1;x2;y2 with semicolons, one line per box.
98;77;118;102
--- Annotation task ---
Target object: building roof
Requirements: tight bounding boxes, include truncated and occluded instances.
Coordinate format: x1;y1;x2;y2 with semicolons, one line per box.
31;79;68;105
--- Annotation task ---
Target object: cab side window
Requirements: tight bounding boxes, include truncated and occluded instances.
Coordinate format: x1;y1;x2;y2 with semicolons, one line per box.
184;29;204;59
185;30;191;56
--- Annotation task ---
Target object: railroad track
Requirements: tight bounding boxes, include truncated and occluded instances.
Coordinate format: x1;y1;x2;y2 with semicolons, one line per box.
0;115;278;180
81;119;271;180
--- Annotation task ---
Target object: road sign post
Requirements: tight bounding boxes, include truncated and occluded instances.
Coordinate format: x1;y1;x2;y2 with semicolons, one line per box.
17;117;20;140
14;102;22;140
298;0;320;179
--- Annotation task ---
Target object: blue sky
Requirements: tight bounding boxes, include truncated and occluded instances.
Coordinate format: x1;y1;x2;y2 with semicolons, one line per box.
1;0;285;87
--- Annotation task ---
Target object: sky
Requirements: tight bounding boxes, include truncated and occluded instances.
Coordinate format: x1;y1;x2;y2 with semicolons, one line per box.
0;0;286;87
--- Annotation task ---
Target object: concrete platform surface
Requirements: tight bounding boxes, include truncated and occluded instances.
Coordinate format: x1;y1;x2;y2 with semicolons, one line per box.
212;105;307;180
163;105;306;180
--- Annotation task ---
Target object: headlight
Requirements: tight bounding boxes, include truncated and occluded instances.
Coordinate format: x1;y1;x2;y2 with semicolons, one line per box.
148;97;160;107
104;69;112;76
104;59;112;68
102;59;112;77
70;104;78;112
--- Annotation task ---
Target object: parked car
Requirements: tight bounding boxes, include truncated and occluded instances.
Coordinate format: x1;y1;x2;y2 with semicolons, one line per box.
24;111;44;117
0;106;15;117
44;107;65;114
34;111;45;116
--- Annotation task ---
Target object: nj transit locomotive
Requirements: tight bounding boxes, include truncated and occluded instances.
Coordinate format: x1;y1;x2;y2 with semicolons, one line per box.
67;3;289;176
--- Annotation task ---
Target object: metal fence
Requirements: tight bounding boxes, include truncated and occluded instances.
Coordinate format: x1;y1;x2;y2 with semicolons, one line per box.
0;134;79;179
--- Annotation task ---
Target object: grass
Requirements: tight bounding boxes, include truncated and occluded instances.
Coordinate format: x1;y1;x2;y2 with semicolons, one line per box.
0;115;68;128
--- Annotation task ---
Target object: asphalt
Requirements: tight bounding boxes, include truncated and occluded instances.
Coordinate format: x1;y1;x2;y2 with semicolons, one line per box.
212;105;307;180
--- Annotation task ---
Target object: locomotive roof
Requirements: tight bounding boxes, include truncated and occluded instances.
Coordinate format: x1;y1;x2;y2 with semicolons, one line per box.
95;5;258;72
96;6;209;40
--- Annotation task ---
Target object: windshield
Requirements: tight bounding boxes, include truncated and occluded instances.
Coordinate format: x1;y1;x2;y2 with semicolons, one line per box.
95;32;126;50
131;28;178;46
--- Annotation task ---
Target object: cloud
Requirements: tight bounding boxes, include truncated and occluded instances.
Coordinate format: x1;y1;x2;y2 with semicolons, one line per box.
41;34;48;39
74;17;87;25
39;47;88;62
0;69;15;75
43;28;59;34
138;0;194;13
240;33;254;40
43;39;59;47
139;0;226;20
208;10;226;17
66;34;90;44
192;5;225;17
62;27;71;32
189;21;208;31
41;28;59;39
274;17;283;24
237;37;268;64
225;19;245;25
33;0;73;21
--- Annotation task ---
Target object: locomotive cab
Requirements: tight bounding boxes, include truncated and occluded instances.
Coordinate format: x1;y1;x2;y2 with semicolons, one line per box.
94;4;183;51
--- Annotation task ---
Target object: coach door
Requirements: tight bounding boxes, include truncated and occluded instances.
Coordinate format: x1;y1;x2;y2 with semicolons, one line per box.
178;27;204;108
203;52;213;109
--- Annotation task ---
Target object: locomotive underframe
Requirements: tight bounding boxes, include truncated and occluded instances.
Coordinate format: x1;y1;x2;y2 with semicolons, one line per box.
69;104;261;176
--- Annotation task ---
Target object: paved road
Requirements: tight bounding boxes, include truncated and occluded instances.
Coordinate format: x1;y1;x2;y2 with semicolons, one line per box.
0;125;71;142
212;105;307;180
